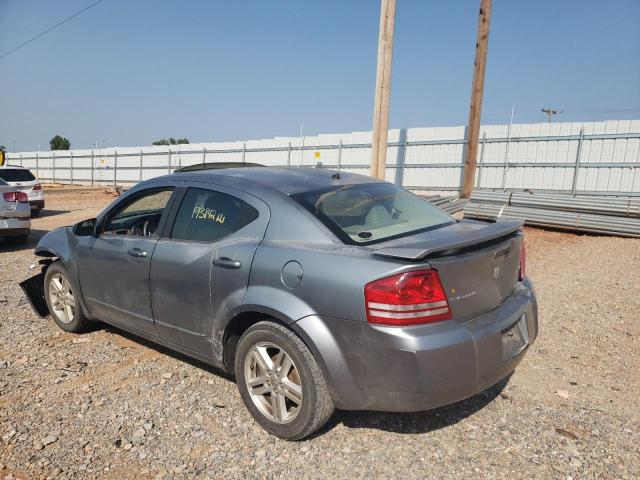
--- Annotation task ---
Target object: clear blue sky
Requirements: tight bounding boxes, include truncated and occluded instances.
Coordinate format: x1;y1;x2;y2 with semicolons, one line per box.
1;0;639;151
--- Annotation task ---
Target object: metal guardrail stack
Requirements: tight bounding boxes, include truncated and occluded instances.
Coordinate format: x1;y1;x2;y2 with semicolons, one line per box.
423;195;468;215
463;191;640;238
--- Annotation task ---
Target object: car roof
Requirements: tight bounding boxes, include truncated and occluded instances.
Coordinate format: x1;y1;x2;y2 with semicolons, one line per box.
168;166;382;196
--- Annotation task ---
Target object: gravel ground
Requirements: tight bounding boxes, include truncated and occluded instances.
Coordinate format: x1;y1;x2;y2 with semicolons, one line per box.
1;186;639;479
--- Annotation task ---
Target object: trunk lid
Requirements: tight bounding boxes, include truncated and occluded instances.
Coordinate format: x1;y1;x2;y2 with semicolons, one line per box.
370;219;523;322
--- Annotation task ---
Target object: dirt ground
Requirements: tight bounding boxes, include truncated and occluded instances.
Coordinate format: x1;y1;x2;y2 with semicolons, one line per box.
1;186;639;479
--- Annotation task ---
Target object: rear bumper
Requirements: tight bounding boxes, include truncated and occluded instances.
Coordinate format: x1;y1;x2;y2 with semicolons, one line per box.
294;278;538;412
0;218;31;237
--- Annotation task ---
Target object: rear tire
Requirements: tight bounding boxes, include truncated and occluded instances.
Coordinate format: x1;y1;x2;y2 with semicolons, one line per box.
44;262;91;333
235;321;334;440
31;209;41;217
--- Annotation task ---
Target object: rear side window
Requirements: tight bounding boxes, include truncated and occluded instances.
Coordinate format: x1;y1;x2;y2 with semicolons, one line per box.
0;169;35;182
292;183;454;245
170;188;258;242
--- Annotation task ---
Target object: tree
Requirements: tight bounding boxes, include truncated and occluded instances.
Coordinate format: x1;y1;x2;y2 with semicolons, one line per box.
152;138;190;146
50;135;71;150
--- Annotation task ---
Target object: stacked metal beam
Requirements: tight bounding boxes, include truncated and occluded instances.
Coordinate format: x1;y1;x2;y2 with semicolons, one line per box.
463;191;640;238
423;195;468;215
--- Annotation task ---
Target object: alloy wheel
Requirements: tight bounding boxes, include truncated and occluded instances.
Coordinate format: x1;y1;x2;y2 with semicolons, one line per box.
48;273;75;324
244;342;303;424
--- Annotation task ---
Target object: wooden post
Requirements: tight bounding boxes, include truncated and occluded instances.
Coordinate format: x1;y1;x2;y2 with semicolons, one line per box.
371;0;397;180
461;0;492;198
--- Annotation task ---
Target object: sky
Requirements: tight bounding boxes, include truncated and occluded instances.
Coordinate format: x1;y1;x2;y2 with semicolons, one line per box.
0;0;639;152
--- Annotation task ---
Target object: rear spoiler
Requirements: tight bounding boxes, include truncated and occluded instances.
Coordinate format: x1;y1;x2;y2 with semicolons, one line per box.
371;220;523;260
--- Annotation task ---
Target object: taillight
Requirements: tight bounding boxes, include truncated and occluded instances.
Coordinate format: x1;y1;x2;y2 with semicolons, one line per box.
364;269;452;326
33;183;42;191
2;191;28;203
519;236;526;281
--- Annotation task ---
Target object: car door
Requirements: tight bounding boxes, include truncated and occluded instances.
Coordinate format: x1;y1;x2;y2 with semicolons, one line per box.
76;186;176;336
150;184;269;358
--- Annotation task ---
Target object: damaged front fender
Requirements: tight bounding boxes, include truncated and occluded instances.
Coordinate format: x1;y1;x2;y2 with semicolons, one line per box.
19;270;49;318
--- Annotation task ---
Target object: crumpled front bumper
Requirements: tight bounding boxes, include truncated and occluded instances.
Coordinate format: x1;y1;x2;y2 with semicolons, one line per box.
293;278;538;412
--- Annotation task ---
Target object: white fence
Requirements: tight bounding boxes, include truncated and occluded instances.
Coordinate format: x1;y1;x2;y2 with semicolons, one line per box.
7;119;640;195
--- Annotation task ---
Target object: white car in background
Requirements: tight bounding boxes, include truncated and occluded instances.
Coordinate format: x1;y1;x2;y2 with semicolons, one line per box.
0;178;31;244
0;165;45;216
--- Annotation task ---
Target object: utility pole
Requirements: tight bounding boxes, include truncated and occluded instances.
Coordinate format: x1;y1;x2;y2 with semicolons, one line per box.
461;0;493;198
541;108;561;123
370;0;397;180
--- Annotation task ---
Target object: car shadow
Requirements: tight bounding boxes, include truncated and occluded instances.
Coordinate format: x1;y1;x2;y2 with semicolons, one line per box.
33;209;69;218
316;375;510;437
90;324;510;438
0;229;50;253
103;326;235;382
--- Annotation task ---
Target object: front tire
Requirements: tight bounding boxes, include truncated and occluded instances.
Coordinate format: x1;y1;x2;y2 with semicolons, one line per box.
44;262;90;333
235;321;334;440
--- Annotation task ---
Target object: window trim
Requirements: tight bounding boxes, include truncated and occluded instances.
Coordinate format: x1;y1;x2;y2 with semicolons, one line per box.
291;184;456;246
99;186;177;238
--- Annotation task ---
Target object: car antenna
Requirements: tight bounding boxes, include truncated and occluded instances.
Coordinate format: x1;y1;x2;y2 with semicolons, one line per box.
332;172;340;180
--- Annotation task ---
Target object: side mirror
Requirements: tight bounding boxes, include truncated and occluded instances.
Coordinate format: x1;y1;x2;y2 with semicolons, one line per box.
73;218;97;237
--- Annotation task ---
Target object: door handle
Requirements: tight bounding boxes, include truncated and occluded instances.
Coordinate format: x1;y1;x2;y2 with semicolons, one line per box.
212;257;242;269
127;248;148;258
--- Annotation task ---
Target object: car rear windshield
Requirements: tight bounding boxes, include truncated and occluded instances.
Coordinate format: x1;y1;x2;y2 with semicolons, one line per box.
292;183;455;245
0;168;36;182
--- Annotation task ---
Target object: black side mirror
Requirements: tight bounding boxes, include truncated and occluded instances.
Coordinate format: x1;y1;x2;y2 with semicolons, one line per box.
73;218;97;237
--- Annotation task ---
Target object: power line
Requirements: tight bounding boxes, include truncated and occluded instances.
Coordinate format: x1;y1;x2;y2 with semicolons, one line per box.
0;0;104;59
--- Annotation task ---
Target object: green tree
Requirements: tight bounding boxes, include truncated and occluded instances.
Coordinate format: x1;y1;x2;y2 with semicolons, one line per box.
50;135;71;150
152;138;190;146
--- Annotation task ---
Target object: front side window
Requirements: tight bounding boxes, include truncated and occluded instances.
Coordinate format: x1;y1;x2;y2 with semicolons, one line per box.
0;168;36;182
103;188;173;236
170;188;258;242
292;183;454;245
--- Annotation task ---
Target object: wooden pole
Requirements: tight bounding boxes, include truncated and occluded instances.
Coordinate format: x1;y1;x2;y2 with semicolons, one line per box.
371;0;397;180
461;0;492;198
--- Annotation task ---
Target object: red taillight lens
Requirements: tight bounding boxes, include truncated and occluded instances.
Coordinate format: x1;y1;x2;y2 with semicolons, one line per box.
364;269;452;326
519;236;526;281
32;183;42;191
3;191;29;203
